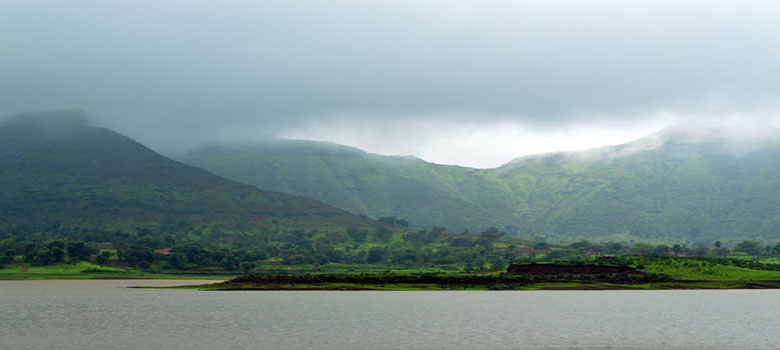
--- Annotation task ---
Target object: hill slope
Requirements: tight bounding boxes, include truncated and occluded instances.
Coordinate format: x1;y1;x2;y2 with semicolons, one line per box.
180;127;780;244
0;111;373;238
179;140;522;232
494;129;780;244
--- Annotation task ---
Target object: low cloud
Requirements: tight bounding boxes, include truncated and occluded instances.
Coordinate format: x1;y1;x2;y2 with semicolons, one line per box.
1;1;779;165
281;114;675;168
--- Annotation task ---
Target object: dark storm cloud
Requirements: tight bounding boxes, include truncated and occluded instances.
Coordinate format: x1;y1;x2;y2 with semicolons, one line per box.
1;0;779;152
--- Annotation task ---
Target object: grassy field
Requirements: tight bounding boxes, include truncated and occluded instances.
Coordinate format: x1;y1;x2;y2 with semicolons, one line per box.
175;256;780;291
613;256;780;281
0;262;237;280
8;255;780;288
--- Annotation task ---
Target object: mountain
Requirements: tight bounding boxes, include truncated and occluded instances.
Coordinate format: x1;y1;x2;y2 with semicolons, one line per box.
0;110;374;239
180;126;780;244
178;140;521;233
494;127;780;244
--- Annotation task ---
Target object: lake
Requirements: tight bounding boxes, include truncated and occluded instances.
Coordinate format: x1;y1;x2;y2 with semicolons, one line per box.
1;280;779;349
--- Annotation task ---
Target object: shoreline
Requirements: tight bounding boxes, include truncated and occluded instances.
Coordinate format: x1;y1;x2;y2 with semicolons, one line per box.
0;273;238;281
171;277;780;291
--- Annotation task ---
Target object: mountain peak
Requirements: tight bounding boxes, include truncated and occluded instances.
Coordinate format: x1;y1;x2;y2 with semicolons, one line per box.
0;112;372;234
638;121;780;147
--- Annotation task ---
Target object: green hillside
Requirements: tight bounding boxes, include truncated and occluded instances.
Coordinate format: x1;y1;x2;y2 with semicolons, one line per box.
179;140;522;231
180;127;780;244
496;132;780;244
0;110;374;239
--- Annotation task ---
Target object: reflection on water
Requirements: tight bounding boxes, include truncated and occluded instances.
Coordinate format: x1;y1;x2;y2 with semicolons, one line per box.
1;280;779;349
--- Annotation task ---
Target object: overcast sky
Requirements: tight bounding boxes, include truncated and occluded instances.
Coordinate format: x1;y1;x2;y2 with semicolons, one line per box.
2;1;779;167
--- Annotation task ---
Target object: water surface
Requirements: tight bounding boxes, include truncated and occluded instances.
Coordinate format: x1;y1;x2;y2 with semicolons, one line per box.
1;280;779;349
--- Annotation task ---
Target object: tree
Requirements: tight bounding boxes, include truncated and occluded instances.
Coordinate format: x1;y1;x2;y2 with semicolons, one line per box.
119;244;155;266
0;249;12;267
478;227;503;248
346;226;368;243
377;217;409;227
366;246;386;264
66;241;92;261
22;242;37;261
488;255;506;271
378;216;397;226
689;245;710;256
403;230;431;244
449;237;475;247
240;261;257;274
464;260;481;272
632;243;655;255
1;241;16;266
32;246;64;265
712;246;730;257
221;253;240;270
283;252;313;265
605;242;624;254
389;247;422;266
480;227;503;240
735;240;762;256
95;251;111;265
654;244;670;255
533;242;550;251
430;226;446;239
374;226;393;242
45;240;66;250
570;240;595;253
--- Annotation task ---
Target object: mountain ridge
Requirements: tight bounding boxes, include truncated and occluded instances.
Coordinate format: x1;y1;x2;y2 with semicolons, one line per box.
180;124;780;244
0;110;375;239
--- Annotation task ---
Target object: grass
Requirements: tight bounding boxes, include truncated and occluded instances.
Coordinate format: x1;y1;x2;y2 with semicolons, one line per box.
759;257;780;265
181;134;780;244
616;256;780;281
171;256;780;291
8;255;780;288
641;263;780;281
0;262;237;280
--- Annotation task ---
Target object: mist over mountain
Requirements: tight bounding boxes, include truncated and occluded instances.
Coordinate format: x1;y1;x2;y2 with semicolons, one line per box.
181;125;780;245
180;140;515;232
0;110;374;239
2;109;777;246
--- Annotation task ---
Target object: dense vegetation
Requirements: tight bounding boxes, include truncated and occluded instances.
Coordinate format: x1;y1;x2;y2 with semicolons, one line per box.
6;215;780;279
3;110;780;286
180;128;780;244
179;140;515;237
194;255;780;291
0;111;374;238
1;226;521;274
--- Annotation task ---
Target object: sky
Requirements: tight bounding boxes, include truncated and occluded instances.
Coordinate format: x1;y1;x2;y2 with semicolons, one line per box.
1;1;779;168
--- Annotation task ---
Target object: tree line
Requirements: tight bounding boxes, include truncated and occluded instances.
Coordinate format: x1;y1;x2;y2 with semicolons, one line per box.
3;221;780;273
